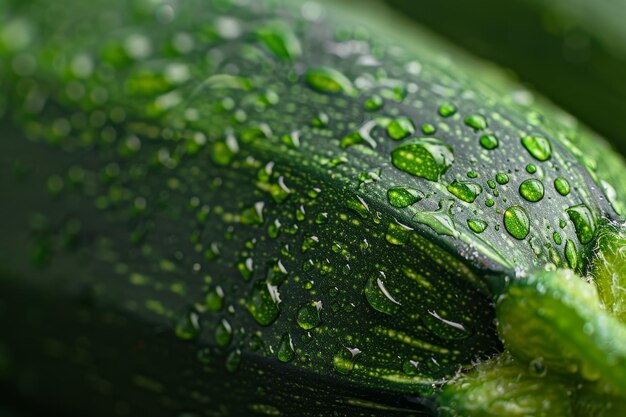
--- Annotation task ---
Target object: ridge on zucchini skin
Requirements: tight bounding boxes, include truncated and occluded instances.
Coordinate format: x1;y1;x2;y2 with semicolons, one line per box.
0;0;625;416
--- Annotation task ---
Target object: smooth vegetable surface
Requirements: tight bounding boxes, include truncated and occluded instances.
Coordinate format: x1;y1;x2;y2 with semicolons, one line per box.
1;0;625;416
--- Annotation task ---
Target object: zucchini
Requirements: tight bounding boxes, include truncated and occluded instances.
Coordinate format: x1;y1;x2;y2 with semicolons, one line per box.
0;0;625;415
382;0;626;156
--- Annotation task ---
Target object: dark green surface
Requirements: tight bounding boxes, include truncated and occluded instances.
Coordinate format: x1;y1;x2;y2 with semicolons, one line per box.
0;0;625;415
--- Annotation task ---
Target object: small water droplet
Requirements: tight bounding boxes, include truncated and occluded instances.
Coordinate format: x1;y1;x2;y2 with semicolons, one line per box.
364;272;401;315
333;346;361;374
479;134;499;150
447;180;482;203
256;22;301;61
277;333;296;362
387;117;415;140
526;164;537;174
391;137;454;181
467;219;488;233
175;310;201;341
297;301;322;330
519;179;544;202
464;114;488;131
495;173;509;184
205;286;225;312
215;318;233;347
504;205;530;240
566;205;595;244
387;186;424;208
421;123;436;135
247;280;281;326
554;177;570;196
521;135;552;161
438;103;457;117
225;349;241;373
305;66;355;95
364;94;383;111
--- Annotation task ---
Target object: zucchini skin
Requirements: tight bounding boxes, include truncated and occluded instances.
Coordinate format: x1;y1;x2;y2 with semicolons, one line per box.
383;0;626;157
0;0;625;416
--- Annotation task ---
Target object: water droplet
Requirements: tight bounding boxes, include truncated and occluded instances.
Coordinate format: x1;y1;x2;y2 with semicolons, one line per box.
215;318;233;347
391;137;454;181
175;310;201;341
553;232;562;245
305;67;355;95
247;281;281;326
364;272;401;315
205;286;224;312
423;310;469;340
237;257;254;281
240;202;264;225
364;95;383;111
297;301;322;330
421;123;436;135
495;173;509;185
479;134;499;150
402;359;420;376
521;135;552;161
225;349;241;373
301;235;319;252
554;177;570;196
387;186;424;208
447;180;482;203
485;198;495;207
526;164;537;174
346;194;370;218
341;120;377;148
519;179;544;202
565;239;578;269
277;333;296;362
311;112;329;127
467;219;488;233
385;221;412;245
256;23;301;61
413;199;460;238
387;117;415;140
504;206;530;240
464;114;488;131
566;205;595;244
438;103;457;117
333;346;361;374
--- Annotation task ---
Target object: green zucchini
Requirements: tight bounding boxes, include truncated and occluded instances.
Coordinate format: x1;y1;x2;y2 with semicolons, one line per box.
0;0;625;416
382;0;626;156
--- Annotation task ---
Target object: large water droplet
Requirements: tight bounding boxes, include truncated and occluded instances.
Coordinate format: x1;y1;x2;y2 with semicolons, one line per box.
521;135;552;161
297;301;322;330
422;310;470;340
413;199;460;237
364;272;401;315
387;186;424;208
447;180;482;203
519;179;544;202
566;204;595;244
247;280;281;326
565;239;578;269
305;67;355;95
504;206;530;240
391;137;454;181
